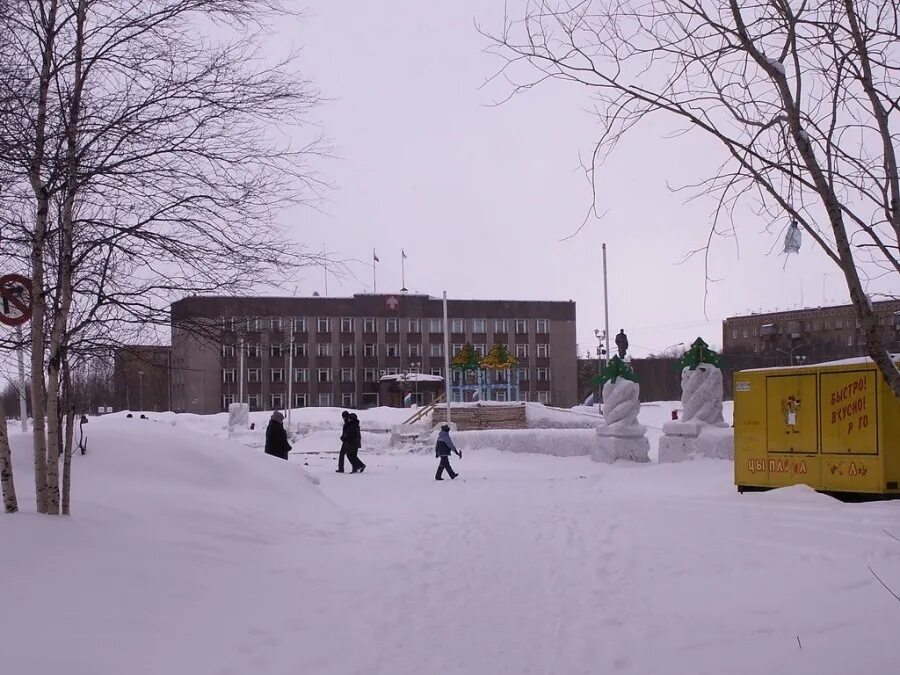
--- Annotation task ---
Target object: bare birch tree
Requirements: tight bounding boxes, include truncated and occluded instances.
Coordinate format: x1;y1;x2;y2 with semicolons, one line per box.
0;406;18;513
0;0;325;514
486;0;900;396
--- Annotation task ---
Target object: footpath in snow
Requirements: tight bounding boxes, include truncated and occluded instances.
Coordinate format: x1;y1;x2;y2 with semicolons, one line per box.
2;406;900;675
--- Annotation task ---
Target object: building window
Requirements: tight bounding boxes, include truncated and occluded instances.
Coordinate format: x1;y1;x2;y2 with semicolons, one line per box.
220;317;235;331
472;318;486;333
742;327;748;338
271;368;284;383
340;317;354;333
536;319;549;333
341;368;355;382
515;344;529;359
364;343;377;357
271;393;284;409
430;343;443;357
248;394;261;410
318;393;332;407
341;343;355;357
386;317;399;333
247;317;261;332
248;368;261;383
245;343;261;358
222;368;236;383
386;343;400;357
431;367;442;377
494;319;508;333
520;390;530;402
317;343;332;358
293;342;308;357
293;368;308;383
363;368;377;382
537;391;551;404
515;319;528;334
537;367;551;381
342;393;355;408
494;389;508;401
408;318;421;333
221;395;234;410
294;393;308;408
536;344;550;358
293;317;308;333
731;328;738;340
495;369;509;383
271;343;283;358
408;343;422;358
429;318;443;333
517;368;529;382
384;367;400;376
317;368;332;383
848;334;854;346
222;344;235;358
363;317;376;333
451;318;465;333
474;343;486;357
271;317;283;332
317;317;331;333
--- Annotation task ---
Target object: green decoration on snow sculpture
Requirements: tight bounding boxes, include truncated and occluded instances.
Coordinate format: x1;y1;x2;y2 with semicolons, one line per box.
450;342;480;370
480;343;518;370
594;355;638;386
676;337;722;371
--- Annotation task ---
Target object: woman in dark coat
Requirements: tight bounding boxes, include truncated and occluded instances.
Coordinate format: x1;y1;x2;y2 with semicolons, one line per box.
264;411;292;460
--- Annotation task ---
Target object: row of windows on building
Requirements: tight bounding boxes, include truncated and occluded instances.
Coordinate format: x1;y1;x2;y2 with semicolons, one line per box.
221;366;553;384
730;314;899;340
222;389;553;411
221;316;552;335
223;342;552;359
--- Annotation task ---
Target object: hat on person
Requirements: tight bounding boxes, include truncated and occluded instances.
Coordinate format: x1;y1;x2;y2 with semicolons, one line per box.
271;411;285;422
441;424;450;432
341;410;350;419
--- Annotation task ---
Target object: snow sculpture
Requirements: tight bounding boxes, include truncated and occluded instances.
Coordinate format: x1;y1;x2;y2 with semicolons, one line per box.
592;357;650;463
227;402;249;433
658;339;733;463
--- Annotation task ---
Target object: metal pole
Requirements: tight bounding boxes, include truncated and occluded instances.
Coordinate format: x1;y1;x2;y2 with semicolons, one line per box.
238;336;245;405
602;243;611;366
138;370;144;411
401;254;406;292
16;325;27;431
287;334;294;425
442;291;451;424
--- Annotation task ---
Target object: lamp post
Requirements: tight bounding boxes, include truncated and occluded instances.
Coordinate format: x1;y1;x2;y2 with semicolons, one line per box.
664;342;685;357
776;344;806;366
137;370;144;411
409;360;421;406
593;328;606;405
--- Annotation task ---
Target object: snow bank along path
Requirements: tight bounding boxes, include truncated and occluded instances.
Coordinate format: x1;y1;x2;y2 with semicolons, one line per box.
3;409;900;674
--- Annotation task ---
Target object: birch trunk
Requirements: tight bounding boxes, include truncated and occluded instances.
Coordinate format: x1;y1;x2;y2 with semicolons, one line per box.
61;400;75;516
28;0;61;515
0;407;19;514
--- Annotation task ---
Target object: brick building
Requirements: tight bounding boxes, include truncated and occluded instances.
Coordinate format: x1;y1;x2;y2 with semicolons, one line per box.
113;345;172;412
722;300;900;375
169;293;578;414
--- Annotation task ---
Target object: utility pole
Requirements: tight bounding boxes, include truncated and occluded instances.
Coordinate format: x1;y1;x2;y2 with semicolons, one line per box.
15;325;27;431
602;243;611;366
443;291;451;425
287;334;294;425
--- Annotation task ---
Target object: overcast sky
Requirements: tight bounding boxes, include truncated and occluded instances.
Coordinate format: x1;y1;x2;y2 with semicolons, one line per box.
274;1;872;358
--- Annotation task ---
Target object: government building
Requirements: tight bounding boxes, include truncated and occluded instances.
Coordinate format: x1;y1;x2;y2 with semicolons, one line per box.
163;293;578;414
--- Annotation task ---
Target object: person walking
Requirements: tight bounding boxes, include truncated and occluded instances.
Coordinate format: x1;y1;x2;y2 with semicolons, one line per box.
345;412;366;473
434;424;461;480
615;329;629;359
264;411;292;460
336;410;351;473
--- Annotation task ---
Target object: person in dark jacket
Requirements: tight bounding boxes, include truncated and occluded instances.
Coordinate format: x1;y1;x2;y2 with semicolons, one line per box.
434;424;461;480
264;411;292;460
615;329;629;359
336;410;351;473
345;412;366;473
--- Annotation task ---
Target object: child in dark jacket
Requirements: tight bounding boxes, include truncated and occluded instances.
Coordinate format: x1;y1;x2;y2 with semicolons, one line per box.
434;424;461;480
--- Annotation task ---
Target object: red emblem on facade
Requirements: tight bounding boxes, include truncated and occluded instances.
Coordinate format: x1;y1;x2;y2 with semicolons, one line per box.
385;295;400;311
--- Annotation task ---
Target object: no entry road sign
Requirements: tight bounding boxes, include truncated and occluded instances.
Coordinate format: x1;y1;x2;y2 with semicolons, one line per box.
0;274;34;326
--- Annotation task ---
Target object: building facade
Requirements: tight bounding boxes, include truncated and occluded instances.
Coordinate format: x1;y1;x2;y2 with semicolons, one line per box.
113;345;172;412
170;294;578;414
722;300;900;374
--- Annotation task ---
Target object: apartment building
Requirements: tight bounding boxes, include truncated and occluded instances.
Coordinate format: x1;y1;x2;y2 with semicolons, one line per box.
169;293;577;413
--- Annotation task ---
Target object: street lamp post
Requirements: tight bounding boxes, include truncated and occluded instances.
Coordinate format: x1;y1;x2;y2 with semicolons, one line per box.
776;344;806;366
137;370;144;411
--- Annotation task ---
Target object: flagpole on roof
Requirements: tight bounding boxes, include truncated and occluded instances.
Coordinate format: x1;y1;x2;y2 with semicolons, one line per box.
401;249;407;293
373;249;378;293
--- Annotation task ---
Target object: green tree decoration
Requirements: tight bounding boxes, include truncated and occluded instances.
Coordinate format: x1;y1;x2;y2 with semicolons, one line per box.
676;337;722;371
593;355;639;386
450;342;481;370
480;343;518;370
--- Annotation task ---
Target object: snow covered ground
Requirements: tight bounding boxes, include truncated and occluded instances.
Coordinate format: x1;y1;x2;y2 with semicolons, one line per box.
3;403;900;674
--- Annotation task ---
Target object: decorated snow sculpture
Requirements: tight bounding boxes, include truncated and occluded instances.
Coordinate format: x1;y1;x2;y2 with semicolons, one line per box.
658;339;733;463
592;357;650;463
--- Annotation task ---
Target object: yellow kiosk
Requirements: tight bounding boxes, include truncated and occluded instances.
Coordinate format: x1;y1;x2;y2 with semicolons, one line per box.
734;356;900;495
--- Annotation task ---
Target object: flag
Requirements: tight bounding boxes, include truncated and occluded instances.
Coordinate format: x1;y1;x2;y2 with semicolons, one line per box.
402;249;407;259
373;250;380;263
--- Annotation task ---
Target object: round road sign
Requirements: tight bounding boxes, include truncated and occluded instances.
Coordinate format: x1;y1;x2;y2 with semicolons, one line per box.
0;274;34;327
